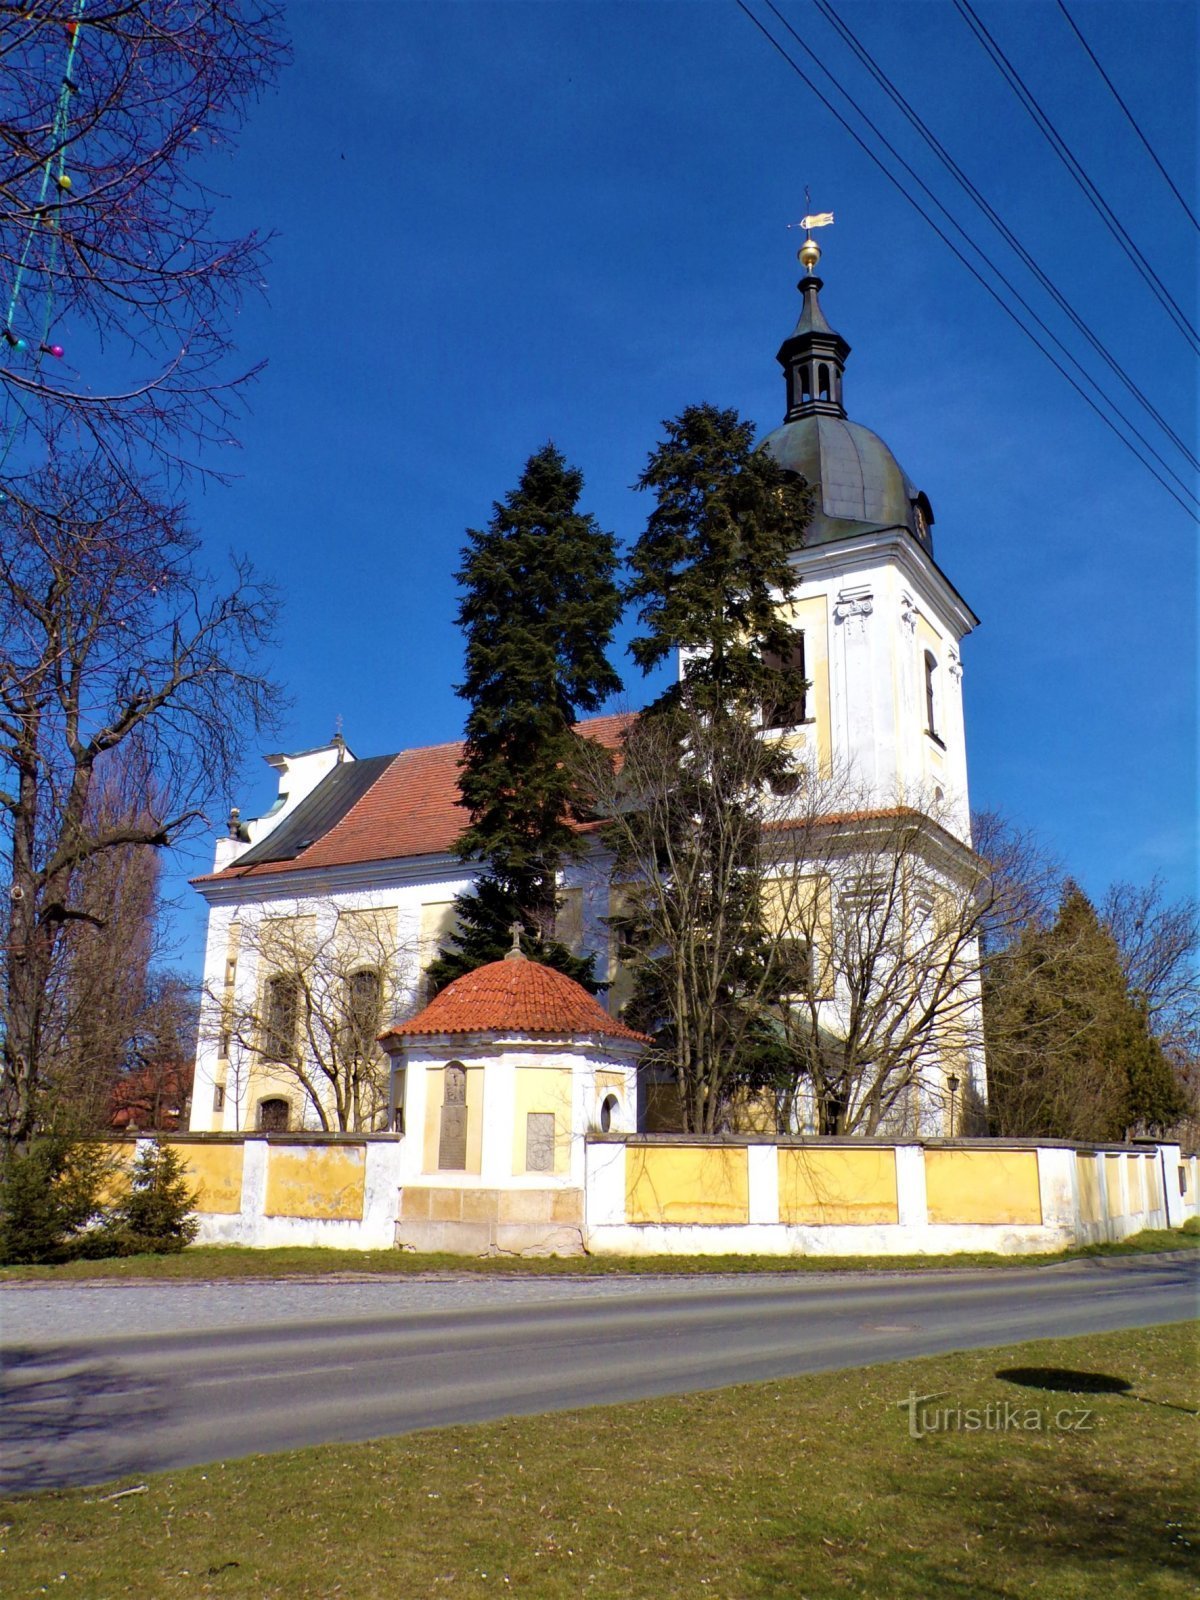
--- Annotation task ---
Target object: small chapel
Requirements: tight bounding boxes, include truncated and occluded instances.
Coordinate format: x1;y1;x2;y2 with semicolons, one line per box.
189;234;984;1168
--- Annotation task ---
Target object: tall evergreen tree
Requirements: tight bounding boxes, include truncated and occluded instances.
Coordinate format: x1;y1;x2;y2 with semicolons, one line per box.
626;402;812;718
609;404;812;1123
426;445;623;994
986;882;1187;1139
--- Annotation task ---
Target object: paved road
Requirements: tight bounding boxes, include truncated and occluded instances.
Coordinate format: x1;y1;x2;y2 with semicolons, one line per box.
2;1254;1195;1493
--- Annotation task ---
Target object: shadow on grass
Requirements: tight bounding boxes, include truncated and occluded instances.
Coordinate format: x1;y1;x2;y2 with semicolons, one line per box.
997;1364;1200;1417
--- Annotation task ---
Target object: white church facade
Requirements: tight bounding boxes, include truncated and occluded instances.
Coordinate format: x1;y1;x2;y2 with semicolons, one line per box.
189;239;984;1148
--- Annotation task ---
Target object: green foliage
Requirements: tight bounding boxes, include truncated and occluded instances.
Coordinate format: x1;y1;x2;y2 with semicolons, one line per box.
105;1140;198;1255
626;402;811;716
432;443;623;991
424;875;600;996
0;1136;114;1264
986;883;1189;1140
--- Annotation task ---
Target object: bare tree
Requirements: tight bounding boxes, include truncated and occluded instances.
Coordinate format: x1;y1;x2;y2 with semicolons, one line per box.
0;2;286;488
582;698;1030;1137
35;746;162;1130
212;908;415;1133
0;463;278;1144
1101;878;1199;1068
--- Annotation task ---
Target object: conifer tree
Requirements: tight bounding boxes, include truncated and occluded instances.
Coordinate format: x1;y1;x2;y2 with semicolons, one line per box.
986;882;1187;1139
626;402;811;718
611;405;811;1121
427;445;623;994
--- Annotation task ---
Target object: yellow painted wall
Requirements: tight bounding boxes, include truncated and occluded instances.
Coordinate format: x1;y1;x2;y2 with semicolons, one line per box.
626;1145;749;1225
1104;1155;1126;1216
1076;1155;1102;1224
422;1062;483;1175
167;1142;244;1214
511;1066;573;1175
779;1147;899;1225
778;593;831;774
96;1143;137;1206
465;1064;484;1174
596;1070;625;1092
1144;1156;1163;1215
924;1149;1042;1225
264;1144;366;1220
762;873;835;998
1126;1155;1146;1216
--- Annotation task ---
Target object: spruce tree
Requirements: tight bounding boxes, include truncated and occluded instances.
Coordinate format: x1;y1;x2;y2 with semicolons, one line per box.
613;404;812;1124
626;402;812;718
986;883;1188;1139
427;445;623;994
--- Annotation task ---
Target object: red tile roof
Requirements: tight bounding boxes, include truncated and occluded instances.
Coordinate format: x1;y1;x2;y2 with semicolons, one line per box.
197;712;634;884
380;954;648;1045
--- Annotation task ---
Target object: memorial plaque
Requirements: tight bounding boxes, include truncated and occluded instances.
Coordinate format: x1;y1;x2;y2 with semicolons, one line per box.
526;1111;555;1173
438;1104;467;1170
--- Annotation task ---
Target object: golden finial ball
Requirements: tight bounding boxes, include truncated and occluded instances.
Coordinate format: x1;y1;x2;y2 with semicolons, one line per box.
798;238;821;273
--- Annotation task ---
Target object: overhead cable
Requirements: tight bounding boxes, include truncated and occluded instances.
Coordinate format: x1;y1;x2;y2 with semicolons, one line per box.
733;0;1199;523
1055;0;1199;235
812;0;1197;476
954;0;1199;355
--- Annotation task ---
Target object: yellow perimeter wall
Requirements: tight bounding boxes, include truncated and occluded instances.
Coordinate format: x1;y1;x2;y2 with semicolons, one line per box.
264;1144;365;1220
779;1147;898;1225
1077;1155;1102;1225
626;1145;749;1225
925;1149;1042;1226
168;1143;244;1215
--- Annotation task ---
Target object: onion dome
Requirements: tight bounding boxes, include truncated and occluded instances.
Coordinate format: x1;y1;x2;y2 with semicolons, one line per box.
761;238;935;553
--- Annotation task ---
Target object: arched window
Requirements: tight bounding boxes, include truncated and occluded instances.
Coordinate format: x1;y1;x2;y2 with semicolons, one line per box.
262;974;299;1062
345;967;382;1057
818;363;830;401
438;1062;468;1170
599;1093;620;1133
924;651;939;739
800;364;812;403
257;1096;290;1133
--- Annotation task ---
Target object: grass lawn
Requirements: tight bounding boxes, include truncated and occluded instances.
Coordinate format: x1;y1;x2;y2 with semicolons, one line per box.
1;1322;1196;1598
1;1222;1197;1284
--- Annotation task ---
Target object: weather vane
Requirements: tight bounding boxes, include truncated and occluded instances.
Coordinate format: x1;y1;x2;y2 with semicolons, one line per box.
788;191;834;273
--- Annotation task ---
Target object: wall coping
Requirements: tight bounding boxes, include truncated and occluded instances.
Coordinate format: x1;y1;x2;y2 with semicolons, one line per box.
586;1133;1179;1154
99;1132;403;1146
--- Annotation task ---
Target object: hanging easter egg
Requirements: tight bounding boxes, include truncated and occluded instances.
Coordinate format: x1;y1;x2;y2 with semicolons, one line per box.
43;344;64;359
57;174;72;191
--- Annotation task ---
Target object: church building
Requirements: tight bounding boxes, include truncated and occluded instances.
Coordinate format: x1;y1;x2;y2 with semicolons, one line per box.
189;236;984;1150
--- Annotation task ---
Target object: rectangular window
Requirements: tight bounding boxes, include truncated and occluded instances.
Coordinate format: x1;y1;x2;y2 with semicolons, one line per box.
924;650;941;742
213;1083;225;1113
525;1111;556;1173
762;634;808;728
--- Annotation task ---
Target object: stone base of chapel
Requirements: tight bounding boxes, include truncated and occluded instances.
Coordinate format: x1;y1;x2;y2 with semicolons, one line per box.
395;1185;585;1256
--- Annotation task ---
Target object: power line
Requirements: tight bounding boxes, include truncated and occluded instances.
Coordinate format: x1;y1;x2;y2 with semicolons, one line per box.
1056;0;1199;235
731;0;1199;522
811;0;1197;476
954;0;1199;355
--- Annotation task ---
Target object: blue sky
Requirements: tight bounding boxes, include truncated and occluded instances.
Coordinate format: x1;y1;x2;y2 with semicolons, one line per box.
167;0;1196;969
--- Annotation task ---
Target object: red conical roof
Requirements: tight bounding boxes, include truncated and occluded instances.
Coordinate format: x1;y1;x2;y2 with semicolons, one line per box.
380;956;647;1045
